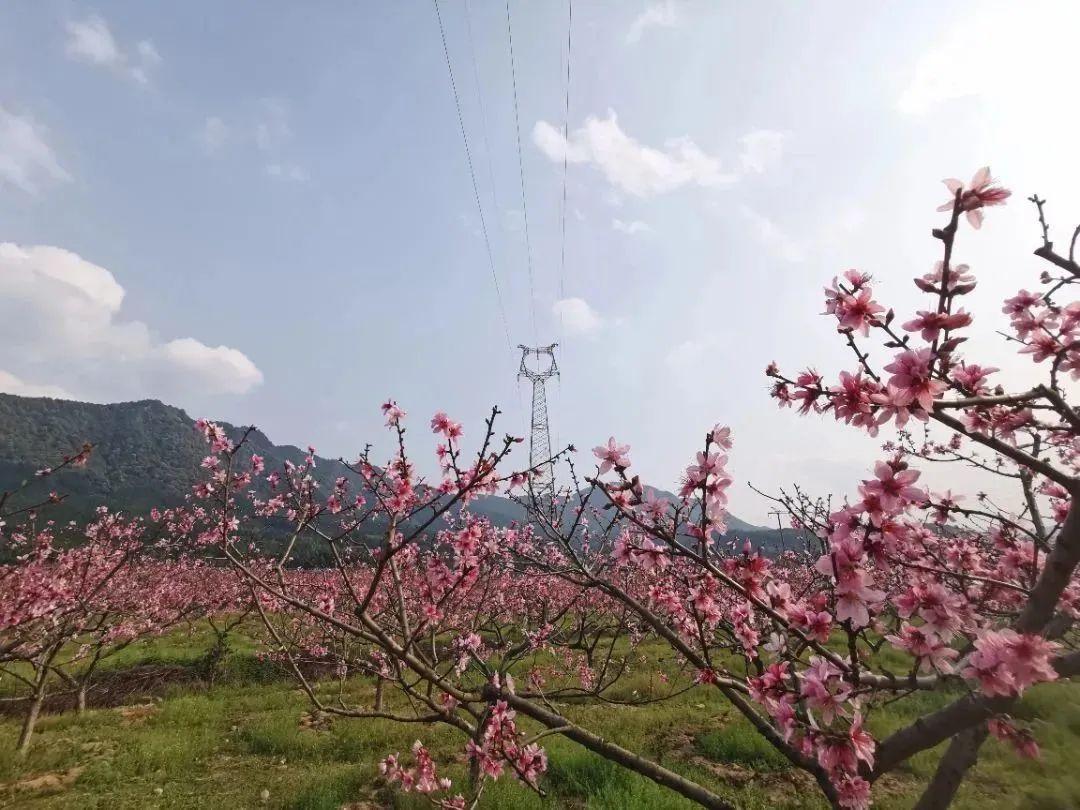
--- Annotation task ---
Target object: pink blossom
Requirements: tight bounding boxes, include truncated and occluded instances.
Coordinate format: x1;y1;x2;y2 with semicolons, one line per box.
710;424;733;449
883;348;947;411
832;287;885;336
592;437;631;473
962;629;1060;697
885;623;958;673
381;399;406;427
952;363;998;393
430;411;463;440
988;717;1041;759
835;774;871;810
861;460;924;512
938;166;1011;228
800;657;851;725
902;309;972;342
915;262;976;295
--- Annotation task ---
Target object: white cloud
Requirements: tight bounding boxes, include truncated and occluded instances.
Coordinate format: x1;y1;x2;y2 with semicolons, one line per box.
535;113;785;199
739;205;806;263
160;339;263;395
0;104;71;195
65;16;122;66
0;243;262;403
552;297;604;335
612;218;653;235
533;111;736;198
0;370;74;400
626;1;679;45
738;130;786;174
64;15;161;85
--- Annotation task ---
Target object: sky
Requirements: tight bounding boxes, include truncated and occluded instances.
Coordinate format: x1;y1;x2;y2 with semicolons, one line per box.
1;1;1079;523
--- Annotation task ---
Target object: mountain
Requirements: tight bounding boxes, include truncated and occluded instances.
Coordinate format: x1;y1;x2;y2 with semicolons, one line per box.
0;393;341;520
0;394;807;558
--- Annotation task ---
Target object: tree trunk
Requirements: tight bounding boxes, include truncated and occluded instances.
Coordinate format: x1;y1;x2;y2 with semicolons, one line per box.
373;676;385;711
912;725;989;810
17;680;47;756
77;681;89;714
468;707;491;793
203;631;229;685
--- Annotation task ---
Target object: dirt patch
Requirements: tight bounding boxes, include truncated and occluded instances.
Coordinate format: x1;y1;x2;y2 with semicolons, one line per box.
0;664;199;717
299;709;333;731
690;756;756;785
1;765;85;796
687;753;822;803
118;702;158;725
669;725;830;806
0;657;337;718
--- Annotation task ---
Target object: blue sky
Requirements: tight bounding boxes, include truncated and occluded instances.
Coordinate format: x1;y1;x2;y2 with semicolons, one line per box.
1;1;1078;522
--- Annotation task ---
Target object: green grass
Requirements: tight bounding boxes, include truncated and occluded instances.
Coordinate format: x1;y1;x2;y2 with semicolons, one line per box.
0;629;1076;809
697;724;791;773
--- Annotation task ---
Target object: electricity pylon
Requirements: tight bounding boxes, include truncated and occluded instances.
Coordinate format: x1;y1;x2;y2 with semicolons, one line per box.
517;344;559;511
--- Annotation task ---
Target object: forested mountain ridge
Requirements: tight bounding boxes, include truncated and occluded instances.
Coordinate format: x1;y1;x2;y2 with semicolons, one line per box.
0;394;804;554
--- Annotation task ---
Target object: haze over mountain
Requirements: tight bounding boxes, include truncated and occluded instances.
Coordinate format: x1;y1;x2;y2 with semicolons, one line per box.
0;393;804;557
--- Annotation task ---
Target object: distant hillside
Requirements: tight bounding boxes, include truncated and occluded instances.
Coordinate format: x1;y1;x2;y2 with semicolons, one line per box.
0;394;346;521
0;394;808;557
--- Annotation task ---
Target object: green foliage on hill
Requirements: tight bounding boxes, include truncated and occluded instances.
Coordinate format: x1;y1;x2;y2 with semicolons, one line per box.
0;393;803;559
0;394;343;523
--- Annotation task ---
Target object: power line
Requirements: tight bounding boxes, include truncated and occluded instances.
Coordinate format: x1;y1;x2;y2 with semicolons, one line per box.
553;0;572;457
462;0;523;420
432;0;513;351
463;0;501;235
557;0;573;336
504;0;538;342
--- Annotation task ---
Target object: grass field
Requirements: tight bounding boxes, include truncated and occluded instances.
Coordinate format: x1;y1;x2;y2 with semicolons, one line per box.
0;625;1075;809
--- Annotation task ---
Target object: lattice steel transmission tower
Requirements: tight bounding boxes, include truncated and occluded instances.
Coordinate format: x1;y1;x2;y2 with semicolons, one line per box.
517;344;559;510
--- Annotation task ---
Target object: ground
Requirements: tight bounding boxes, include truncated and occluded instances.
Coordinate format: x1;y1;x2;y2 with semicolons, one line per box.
0;626;1075;809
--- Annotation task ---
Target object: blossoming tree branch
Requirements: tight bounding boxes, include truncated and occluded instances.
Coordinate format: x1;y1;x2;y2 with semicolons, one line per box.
4;167;1078;810
180;168;1080;810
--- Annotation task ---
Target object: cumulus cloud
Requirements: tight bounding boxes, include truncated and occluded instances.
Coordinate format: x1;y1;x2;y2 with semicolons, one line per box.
552;297;604;335
0;243;262;403
64;15;161;85
533;111;736;198
612;218;653;235
534;112;784;198
0;370;74;400
159;339;263;395
0;104;72;195
626;1;679;45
